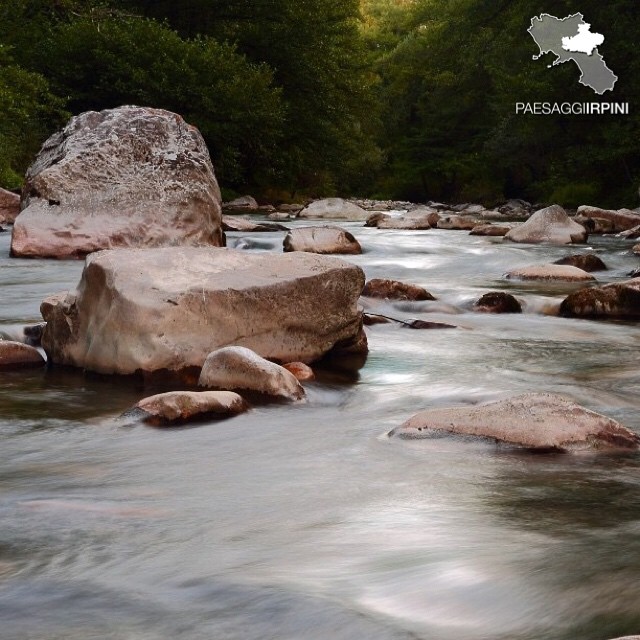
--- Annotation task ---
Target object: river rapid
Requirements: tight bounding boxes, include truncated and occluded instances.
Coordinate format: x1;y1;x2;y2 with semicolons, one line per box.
1;221;640;640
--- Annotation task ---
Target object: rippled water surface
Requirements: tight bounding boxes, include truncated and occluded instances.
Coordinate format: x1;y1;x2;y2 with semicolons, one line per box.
2;223;640;640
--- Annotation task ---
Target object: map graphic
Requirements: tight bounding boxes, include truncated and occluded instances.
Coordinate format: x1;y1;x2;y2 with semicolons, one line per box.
528;13;618;95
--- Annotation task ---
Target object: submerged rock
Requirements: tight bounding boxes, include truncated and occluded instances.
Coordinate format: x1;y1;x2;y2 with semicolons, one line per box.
298;198;369;221
474;292;522;314
504;205;587;245
577;206;640;233
560;277;640;319
362;279;435;301
553;254;608;272
41;247;367;375
390;393;640;452
505;264;596;282
283;226;362;255
132;391;248;426
11;106;224;259
199;346;305;401
0;340;46;369
0;187;20;224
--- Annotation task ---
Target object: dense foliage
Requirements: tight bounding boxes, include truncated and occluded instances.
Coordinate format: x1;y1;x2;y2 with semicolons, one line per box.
1;0;639;206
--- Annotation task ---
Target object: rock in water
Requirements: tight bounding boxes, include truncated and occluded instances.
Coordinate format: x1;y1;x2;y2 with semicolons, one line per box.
505;264;595;282
576;206;640;233
282;362;315;381
504;205;587;245
41;248;366;375
553;254;608;272
283;226;362;255
223;195;259;213
436;215;479;230
390;393;640;452
474;292;522;314
362;279;435;301
298;198;369;221
11;106;224;259
0;341;46;369
222;216;288;232
560;277;640;319
132;391;248;426
0;188;20;224
199;347;305;401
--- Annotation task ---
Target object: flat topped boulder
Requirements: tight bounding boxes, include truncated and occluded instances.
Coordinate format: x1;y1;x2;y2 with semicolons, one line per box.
41;247;367;375
298;198;369;221
560;277;640;319
504;205;587;245
283;226;361;255
505;264;596;282
390;393;640;452
11;105;224;259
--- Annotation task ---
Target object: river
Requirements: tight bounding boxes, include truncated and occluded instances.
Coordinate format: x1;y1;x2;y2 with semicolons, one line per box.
1;221;640;640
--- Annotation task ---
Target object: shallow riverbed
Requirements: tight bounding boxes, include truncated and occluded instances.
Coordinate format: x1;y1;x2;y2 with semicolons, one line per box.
1;222;640;640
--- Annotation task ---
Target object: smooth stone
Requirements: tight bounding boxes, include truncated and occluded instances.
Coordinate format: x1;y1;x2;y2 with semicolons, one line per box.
362;279;435;301
403;320;457;330
436;214;479;230
470;224;512;236
505;264;595;282
199;346;305;401
504;205;587;245
298;198;369;221
619;224;640;239
41;248;367;375
223;195;259;212
222;216;288;232
277;203;304;214
283;226;362;255
0;340;46;369
11;106;224;259
560;277;640;319
267;212;292;221
553;254;608;272
0;187;20;224
282;362;315;381
474;292;522;314
574;215;616;234
577;206;640;232
390;393;640;452
133;391;248;426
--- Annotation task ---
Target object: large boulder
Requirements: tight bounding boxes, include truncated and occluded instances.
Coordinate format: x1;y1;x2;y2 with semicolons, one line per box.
560;277;640;319
0;341;46;369
130;391;248;426
41;247;367;376
504;205;587;245
389;393;640;452
11;106;224;259
283;226;362;255
199;346;304;401
0;188;20;224
577;206;640;233
505;264;596;282
298;198;369;221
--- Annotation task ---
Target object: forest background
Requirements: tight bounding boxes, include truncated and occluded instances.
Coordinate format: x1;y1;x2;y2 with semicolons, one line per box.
1;0;637;208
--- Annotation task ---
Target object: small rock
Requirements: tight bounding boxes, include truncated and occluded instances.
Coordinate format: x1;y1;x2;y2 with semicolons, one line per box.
363;314;393;326
553;254;607;272
390;393;640;452
633;243;640;255
23;323;46;347
628;268;640;278
504;205;587;245
474;292;522;314
268;212;292;221
618;224;640;239
131;391;248;426
560;277;640;319
257;205;276;214
0;341;46;369
283;226;362;255
362;279;435;301
404;320;457;330
282;362;315;381
222;216;288;232
298;198;369;221
505;264;596;282
0;187;20;224
198;346;305;401
223;195;259;212
277;203;304;214
470;224;512;237
436;215;479;230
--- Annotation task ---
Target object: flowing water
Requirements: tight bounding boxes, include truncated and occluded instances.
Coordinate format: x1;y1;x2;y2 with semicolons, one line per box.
2;221;640;640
